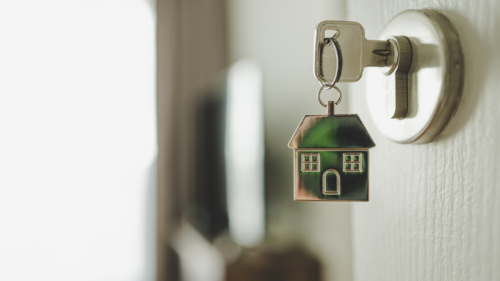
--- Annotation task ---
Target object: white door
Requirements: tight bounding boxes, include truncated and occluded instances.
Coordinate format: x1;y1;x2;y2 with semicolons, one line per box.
348;1;500;280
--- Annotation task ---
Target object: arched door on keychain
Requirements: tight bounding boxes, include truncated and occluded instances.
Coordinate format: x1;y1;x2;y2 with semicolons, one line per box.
323;169;341;195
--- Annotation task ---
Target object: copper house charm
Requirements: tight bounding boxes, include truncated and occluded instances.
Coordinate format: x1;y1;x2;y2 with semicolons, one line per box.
288;102;375;201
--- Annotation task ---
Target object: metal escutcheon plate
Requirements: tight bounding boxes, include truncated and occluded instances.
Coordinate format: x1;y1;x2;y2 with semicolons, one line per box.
366;9;464;144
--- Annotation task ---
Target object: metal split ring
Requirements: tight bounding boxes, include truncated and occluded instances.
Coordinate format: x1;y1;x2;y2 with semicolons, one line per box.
320;36;343;90
317;84;342;107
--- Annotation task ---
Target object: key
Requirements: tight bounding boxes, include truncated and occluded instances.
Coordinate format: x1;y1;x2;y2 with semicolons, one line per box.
314;21;392;83
314;21;412;119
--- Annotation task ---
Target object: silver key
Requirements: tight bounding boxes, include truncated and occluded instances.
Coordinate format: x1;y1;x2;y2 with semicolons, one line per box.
314;21;391;83
314;21;412;119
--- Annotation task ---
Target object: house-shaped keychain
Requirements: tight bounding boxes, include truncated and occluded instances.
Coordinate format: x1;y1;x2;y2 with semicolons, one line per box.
288;101;375;201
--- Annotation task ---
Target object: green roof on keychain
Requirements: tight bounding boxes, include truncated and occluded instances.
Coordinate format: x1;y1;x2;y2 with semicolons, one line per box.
288;36;375;201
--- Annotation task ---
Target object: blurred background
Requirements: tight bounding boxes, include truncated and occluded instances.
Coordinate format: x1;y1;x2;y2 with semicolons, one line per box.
0;0;351;280
157;1;351;280
1;0;499;281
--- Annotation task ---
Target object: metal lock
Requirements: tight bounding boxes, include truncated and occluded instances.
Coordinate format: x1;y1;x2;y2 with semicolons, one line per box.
314;10;464;144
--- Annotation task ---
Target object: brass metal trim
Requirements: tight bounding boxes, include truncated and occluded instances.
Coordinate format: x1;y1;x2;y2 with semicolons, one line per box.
343;153;363;173
301;153;321;172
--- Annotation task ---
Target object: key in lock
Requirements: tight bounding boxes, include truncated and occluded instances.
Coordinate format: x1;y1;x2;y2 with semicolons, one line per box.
314;21;412;118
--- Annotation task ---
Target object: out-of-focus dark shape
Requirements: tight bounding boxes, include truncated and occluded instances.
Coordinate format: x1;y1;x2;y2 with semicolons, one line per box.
226;248;322;281
165;246;181;281
190;77;229;240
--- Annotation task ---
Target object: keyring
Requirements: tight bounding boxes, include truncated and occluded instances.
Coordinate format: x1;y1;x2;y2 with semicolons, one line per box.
319;37;343;90
317;84;342;107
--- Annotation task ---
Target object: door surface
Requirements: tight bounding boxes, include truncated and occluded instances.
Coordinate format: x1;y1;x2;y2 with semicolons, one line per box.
348;1;500;280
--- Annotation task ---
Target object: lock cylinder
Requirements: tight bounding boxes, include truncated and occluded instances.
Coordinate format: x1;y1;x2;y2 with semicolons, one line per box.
382;36;412;119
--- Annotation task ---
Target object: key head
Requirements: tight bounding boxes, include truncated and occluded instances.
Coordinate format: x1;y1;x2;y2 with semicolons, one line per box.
314;21;366;83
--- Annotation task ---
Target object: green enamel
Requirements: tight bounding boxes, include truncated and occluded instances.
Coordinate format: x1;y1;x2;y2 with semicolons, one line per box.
324;172;338;193
289;114;375;149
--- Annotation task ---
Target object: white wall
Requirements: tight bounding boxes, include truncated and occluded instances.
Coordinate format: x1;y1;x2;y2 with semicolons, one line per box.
227;1;352;281
347;1;500;280
0;1;156;280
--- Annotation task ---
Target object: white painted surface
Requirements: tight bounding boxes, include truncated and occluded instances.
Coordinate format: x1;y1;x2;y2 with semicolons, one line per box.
348;1;500;280
0;1;156;280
